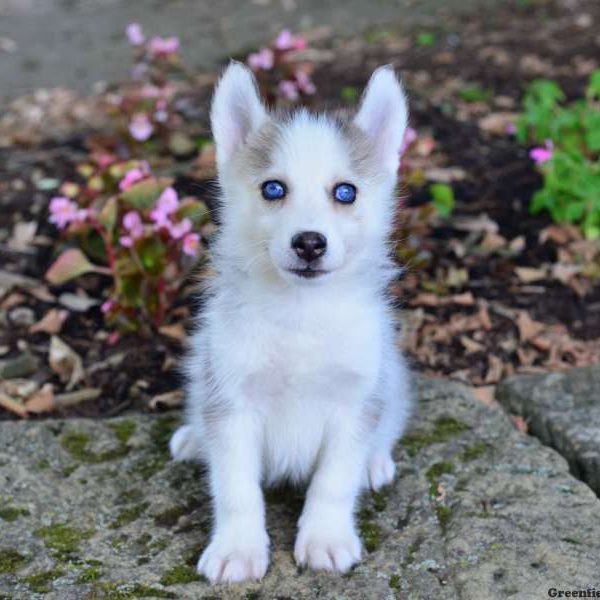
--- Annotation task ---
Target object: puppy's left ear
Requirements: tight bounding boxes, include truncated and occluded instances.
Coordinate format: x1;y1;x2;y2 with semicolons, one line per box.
354;65;408;174
211;61;268;168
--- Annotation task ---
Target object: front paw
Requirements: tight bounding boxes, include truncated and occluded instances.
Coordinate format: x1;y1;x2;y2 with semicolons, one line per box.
197;530;269;584
294;521;361;573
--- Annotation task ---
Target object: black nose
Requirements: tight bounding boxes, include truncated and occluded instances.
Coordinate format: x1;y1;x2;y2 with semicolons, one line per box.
291;231;327;262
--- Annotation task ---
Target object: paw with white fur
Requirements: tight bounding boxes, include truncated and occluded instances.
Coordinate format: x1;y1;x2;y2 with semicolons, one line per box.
294;518;361;573
367;451;396;491
197;529;269;584
169;425;199;462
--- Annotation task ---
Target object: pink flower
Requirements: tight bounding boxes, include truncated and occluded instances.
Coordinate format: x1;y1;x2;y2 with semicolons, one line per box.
278;80;299;101
400;127;418;155
168;217;192;239
48;197;88;229
140;84;160;98
119;168;145;191
126;23;145;46
248;48;274;71
182;233;200;256
274;29;306;51
96;153;117;169
129;113;154;141
101;299;115;314
151;187;179;228
295;70;316;95
122;211;144;238
148;36;180;57
119;236;134;248
505;122;517;135
530;140;554;164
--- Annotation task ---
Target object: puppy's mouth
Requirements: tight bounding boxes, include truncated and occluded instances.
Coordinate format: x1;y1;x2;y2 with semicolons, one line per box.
288;267;328;279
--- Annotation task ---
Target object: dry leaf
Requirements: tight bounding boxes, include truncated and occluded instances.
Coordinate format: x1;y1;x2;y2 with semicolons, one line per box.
54;388;101;408
8;221;37;251
30;308;68;334
481;231;506;251
510;415;528;433
0;292;27;310
484;355;504;384
452;291;475;306
516;311;545;342
58;292;99;312
460;335;485;354
478;111;520;134
472;385;498;408
514;266;547;283
149;389;184;410
49;336;84;390
0;392;28;418
452;214;499;234
158;322;186;341
25;383;55;413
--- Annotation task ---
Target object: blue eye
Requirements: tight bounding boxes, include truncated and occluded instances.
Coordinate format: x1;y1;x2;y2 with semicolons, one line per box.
333;183;357;204
261;180;286;201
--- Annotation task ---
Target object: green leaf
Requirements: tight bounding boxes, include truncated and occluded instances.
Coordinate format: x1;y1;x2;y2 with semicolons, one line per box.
430;183;455;217
97;196;118;233
121;178;170;211
136;238;166;276
177;199;211;225
45;249;108;285
587;70;600;99
416;32;436;47
459;84;490;103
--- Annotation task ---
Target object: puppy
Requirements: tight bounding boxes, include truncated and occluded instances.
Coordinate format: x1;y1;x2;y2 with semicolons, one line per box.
170;62;412;584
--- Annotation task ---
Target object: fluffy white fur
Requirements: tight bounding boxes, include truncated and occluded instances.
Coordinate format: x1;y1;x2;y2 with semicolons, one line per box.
170;62;412;584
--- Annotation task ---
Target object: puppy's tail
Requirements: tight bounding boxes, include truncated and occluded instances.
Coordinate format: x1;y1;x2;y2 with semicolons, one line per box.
169;425;202;462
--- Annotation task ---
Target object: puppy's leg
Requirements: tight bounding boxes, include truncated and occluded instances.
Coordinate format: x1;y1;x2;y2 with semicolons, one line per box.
367;352;412;491
294;424;367;573
198;411;269;584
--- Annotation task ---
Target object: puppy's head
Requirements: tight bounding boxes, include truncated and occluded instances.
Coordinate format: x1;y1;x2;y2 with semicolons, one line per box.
211;62;407;285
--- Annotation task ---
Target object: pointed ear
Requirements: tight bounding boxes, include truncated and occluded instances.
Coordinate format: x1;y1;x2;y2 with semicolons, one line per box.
211;62;268;168
354;66;408;174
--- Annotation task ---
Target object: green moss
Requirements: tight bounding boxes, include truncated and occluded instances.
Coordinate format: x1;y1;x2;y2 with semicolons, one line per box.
160;565;201;586
116;488;143;504
60;431;130;464
435;505;452;534
403;535;423;567
62;464;79;478
109;502;150;529
0;549;29;574
91;582;175;599
389;573;401;589
77;565;103;583
401;416;470;456
150;415;181;453
358;509;383;553
108;420;137;444
110;533;130;549
34;523;95;558
264;486;304;512
36;459;51;471
371;491;388;512
129;455;167;480
426;461;455;496
21;569;64;593
561;537;581;545
153;505;189;528
460;441;489;462
0;506;30;522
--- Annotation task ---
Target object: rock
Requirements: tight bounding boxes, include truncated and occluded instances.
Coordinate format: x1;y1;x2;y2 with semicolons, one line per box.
497;366;600;495
1;377;600;598
0;351;39;379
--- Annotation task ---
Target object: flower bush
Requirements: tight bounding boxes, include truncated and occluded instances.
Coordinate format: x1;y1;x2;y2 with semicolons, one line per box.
247;29;316;104
517;71;600;239
105;23;186;152
45;155;209;332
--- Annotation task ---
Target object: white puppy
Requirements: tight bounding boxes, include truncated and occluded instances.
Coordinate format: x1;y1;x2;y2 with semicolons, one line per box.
170;62;412;584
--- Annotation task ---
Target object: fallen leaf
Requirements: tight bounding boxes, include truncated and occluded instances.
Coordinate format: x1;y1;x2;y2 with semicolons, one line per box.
551;263;581;285
54;388;101;408
424;166;467;183
508;236;526;254
46;248;109;285
510;415;528;433
460;335;485;353
472;385;498;407
478;111;520;134
8;221;37;251
516;311;545;342
158;322;186;341
149;389;184;410
49;336;84;390
484;355;504;384
480;231;506;251
25;384;55;413
0;392;28;418
514;266;547;283
30;308;68;334
0;292;27;310
58;292;99;312
452;291;475;306
452;214;499;234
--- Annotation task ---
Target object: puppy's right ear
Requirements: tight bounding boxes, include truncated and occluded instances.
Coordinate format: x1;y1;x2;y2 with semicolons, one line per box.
211;62;267;168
